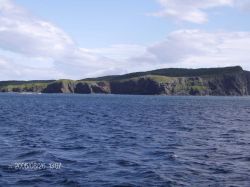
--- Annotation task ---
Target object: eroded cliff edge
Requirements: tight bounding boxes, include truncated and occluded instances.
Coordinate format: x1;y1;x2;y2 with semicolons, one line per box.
1;66;250;96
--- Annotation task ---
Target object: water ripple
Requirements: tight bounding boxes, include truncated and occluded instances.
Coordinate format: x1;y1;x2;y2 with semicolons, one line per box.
0;94;250;186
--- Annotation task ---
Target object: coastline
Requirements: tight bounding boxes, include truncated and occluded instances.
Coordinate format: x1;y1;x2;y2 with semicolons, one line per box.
1;66;250;96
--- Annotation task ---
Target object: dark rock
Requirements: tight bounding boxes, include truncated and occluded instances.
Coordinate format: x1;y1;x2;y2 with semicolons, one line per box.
110;77;164;95
43;80;74;93
74;82;92;94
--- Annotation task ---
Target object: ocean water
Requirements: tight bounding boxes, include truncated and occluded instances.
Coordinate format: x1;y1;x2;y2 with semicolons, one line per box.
0;93;250;187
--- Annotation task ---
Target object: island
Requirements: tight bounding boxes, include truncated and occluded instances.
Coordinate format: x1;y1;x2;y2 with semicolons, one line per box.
1;66;250;96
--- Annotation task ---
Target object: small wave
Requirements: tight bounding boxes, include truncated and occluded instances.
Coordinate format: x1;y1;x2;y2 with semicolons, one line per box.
59;146;86;151
58;178;81;187
116;159;139;167
210;167;232;174
0;164;19;174
112;183;137;187
17;150;45;159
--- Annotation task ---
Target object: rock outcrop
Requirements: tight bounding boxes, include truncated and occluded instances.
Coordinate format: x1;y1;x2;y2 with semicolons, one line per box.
42;81;111;94
110;77;164;95
43;80;75;93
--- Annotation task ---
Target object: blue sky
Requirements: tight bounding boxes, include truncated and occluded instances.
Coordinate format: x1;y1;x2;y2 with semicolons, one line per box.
15;0;173;48
0;0;250;80
14;0;250;47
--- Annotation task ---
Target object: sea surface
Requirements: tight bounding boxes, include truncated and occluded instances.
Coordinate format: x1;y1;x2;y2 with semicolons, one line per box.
0;93;250;187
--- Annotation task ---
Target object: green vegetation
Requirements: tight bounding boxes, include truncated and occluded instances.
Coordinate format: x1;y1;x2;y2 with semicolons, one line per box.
115;75;175;83
0;82;50;92
0;80;54;92
190;85;207;91
55;79;74;83
0;80;54;87
83;66;243;81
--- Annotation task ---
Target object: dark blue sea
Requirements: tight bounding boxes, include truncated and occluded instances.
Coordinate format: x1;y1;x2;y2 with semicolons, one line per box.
0;93;250;187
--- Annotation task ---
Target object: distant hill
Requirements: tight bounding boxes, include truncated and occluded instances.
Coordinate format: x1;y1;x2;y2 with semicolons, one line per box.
0;66;250;96
83;66;243;81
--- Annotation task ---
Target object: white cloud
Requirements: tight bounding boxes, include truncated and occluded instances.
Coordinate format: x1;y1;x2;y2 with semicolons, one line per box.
153;0;236;23
131;30;250;70
0;55;64;80
0;0;75;58
88;44;147;61
80;29;250;74
236;0;250;11
0;0;120;80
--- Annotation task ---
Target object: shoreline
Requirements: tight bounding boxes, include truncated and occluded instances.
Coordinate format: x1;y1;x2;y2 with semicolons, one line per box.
0;92;250;97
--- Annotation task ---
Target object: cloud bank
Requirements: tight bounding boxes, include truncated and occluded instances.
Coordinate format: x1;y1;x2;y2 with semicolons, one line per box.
0;0;118;80
133;30;250;70
153;0;250;23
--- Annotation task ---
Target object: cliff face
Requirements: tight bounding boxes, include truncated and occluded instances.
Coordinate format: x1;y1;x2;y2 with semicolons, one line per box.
43;80;75;93
245;71;250;94
42;81;111;94
204;71;249;96
108;72;250;96
1;66;250;96
110;77;164;95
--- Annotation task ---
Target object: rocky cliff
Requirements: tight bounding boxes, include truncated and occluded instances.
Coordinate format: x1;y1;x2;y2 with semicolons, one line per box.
1;66;250;96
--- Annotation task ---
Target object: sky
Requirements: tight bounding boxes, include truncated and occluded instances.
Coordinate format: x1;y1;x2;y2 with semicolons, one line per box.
0;0;250;80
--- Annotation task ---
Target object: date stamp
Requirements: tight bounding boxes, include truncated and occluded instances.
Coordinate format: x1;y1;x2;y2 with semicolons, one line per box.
9;162;62;171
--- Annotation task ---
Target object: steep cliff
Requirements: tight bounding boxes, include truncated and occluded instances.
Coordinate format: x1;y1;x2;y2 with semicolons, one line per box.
245;71;250;94
1;66;250;96
43;80;75;93
42;81;111;94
